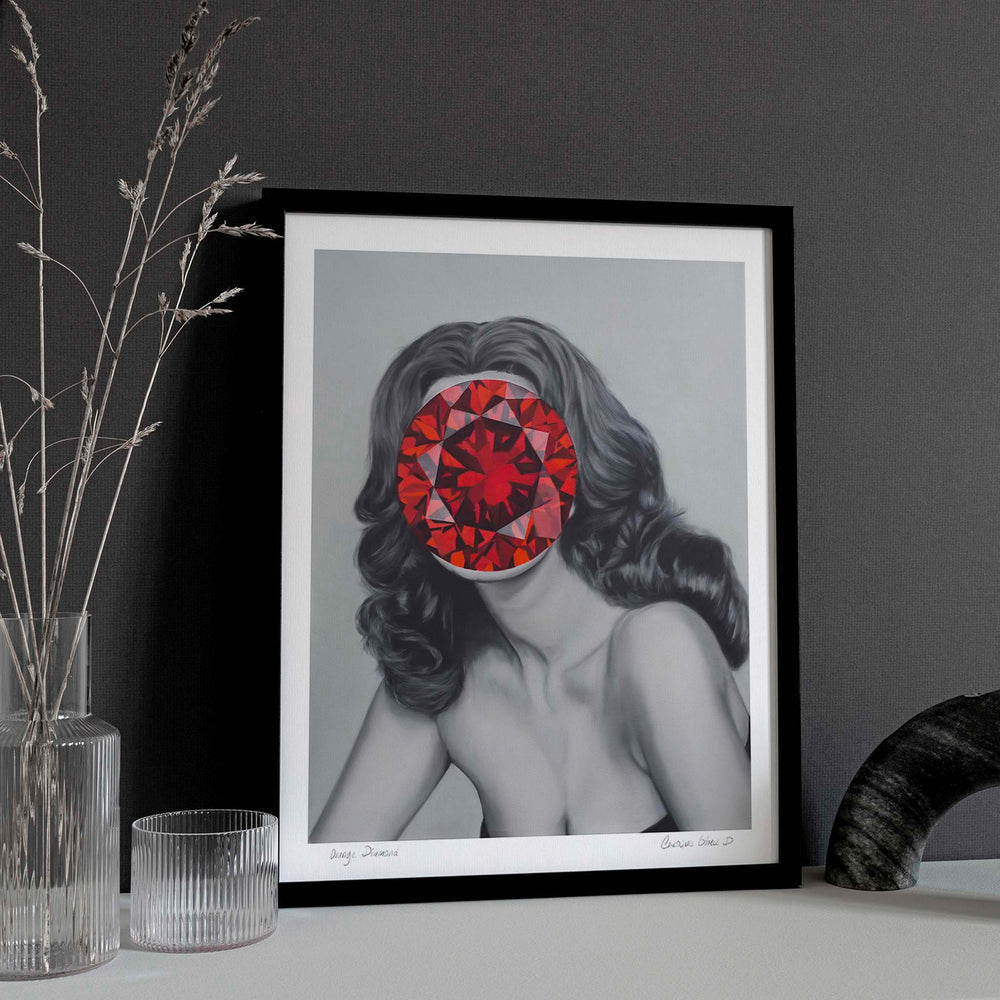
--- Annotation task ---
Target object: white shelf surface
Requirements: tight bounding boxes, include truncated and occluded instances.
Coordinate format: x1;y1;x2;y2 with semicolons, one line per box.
15;861;1000;999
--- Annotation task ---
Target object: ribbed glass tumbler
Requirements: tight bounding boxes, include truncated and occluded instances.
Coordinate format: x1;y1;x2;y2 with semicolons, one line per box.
130;809;277;951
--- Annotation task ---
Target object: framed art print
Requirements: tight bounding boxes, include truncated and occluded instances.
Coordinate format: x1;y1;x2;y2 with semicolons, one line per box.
266;190;799;906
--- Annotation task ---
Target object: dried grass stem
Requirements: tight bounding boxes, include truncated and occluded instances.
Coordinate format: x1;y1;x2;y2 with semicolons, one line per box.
2;3;275;721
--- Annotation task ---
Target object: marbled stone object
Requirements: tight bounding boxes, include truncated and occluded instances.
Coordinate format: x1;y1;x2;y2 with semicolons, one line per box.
826;689;1000;890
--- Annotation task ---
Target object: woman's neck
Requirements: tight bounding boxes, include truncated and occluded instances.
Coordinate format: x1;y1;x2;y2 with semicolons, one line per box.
474;545;623;671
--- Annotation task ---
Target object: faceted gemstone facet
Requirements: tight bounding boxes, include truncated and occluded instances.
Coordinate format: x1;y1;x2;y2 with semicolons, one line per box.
397;379;578;571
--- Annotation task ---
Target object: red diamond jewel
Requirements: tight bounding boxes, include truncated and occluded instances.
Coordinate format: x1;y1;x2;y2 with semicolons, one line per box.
397;379;578;571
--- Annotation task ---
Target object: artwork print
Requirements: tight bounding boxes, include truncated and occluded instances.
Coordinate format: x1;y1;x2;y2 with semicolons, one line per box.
275;196;795;902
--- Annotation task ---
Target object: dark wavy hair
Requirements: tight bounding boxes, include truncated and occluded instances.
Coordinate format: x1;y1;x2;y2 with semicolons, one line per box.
355;318;749;715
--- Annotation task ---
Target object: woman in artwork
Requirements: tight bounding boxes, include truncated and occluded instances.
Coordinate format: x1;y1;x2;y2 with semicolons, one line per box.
311;317;750;841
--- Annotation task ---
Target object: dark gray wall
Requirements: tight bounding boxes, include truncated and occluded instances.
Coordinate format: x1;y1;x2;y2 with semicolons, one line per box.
3;1;1000;881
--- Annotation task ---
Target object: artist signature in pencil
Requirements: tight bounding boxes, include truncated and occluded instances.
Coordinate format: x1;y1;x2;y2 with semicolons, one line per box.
660;834;735;850
329;845;400;867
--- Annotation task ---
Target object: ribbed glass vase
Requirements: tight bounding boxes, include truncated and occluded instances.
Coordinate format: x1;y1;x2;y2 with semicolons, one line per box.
0;615;120;978
130;809;277;951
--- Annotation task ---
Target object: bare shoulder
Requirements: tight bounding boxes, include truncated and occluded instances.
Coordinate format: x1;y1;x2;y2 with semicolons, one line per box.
367;680;444;737
610;606;750;830
610;602;728;700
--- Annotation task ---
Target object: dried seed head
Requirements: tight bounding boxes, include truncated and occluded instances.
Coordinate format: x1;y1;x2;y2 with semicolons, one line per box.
117;178;148;208
209;287;242;305
9;1;39;61
17;242;51;262
130;422;163;447
166;0;210;91
28;385;50;410
189;95;220;130
31;386;55;410
206;16;258;65
202;184;222;215
216;222;279;239
174;305;233;322
186;16;259;112
8;6;47;108
181;1;210;51
197;211;218;242
164;52;181;90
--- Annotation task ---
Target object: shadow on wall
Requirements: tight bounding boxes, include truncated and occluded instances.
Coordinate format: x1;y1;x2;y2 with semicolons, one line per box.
121;199;281;891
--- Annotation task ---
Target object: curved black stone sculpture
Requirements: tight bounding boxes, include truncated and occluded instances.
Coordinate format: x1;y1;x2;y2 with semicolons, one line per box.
825;689;1000;890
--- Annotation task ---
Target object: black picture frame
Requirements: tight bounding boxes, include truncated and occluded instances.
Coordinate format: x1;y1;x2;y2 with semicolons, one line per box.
263;188;800;908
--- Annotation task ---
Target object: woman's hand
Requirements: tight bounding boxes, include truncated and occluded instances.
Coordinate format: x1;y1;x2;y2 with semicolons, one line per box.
615;603;751;831
310;682;450;843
